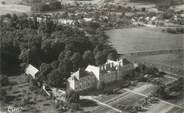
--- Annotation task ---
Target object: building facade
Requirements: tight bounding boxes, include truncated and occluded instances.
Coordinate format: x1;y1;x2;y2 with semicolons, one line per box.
67;69;97;91
67;58;136;91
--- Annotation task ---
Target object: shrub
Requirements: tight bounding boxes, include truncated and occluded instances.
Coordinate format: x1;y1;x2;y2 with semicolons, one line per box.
96;81;105;91
0;89;7;101
0;75;9;86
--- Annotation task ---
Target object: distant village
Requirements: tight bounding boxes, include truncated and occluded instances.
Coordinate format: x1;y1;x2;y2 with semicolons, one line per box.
23;0;184;34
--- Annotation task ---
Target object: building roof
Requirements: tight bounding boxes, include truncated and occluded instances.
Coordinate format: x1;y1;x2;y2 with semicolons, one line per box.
68;59;134;82
25;64;39;79
106;59;123;67
70;69;90;81
85;65;100;80
83;17;93;22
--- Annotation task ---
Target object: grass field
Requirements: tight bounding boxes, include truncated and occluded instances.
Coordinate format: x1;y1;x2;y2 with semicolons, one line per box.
136;52;184;70
106;27;184;54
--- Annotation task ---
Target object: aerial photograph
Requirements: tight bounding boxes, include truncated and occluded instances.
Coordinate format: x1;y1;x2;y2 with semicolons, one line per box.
0;0;184;113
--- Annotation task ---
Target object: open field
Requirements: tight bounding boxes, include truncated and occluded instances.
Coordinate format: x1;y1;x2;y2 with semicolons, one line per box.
128;51;184;77
0;0;30;16
0;0;22;4
135;53;184;70
106;27;184;54
174;4;184;11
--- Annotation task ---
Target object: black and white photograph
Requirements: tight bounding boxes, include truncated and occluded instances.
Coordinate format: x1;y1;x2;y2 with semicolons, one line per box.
0;0;184;113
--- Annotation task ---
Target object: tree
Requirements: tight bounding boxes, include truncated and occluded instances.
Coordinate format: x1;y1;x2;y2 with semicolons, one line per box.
47;69;64;88
40;63;52;75
83;50;95;66
135;64;147;73
86;22;100;34
58;58;73;78
93;45;103;55
66;89;79;104
146;67;159;74
41;40;64;62
19;49;30;63
31;3;50;12
71;52;83;71
0;75;9;86
58;50;73;62
0;31;20;75
49;1;62;10
107;50;118;61
38;63;52;81
97;81;105;91
155;85;167;98
0;89;7;102
95;51;106;66
50;60;59;69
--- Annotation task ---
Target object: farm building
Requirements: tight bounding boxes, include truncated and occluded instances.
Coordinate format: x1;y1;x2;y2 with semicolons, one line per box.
25;64;39;79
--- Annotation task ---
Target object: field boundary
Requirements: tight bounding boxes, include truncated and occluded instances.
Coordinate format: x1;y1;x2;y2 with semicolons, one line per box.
122;48;184;57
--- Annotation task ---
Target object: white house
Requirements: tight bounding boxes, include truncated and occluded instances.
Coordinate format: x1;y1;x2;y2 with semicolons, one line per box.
83;18;93;22
25;64;39;79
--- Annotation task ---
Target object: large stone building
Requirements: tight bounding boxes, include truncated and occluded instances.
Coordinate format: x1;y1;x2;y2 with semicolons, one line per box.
67;69;97;91
67;58;136;91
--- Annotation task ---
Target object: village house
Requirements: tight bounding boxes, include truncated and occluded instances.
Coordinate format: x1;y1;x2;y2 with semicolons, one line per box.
67;58;136;91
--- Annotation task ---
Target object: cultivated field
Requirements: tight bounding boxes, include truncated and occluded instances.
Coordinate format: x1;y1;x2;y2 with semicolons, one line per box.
106;27;184;54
